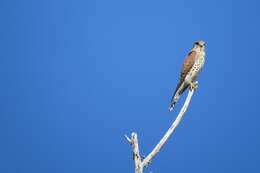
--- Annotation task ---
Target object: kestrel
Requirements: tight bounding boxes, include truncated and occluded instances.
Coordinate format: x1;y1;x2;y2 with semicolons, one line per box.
169;40;206;111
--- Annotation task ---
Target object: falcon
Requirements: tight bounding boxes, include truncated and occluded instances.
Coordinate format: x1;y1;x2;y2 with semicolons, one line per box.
169;40;206;111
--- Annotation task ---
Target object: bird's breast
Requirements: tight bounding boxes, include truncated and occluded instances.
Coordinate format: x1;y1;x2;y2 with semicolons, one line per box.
185;54;205;83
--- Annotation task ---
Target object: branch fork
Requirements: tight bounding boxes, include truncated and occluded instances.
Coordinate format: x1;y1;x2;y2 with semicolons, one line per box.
125;84;197;173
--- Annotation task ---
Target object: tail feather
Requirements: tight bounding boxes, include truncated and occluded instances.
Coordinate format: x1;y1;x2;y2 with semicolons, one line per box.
169;93;180;111
169;103;175;111
169;81;188;111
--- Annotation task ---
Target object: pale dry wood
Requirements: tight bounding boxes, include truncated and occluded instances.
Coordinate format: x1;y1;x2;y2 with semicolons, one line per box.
125;86;196;173
125;133;143;173
142;88;195;167
131;133;143;173
124;135;132;143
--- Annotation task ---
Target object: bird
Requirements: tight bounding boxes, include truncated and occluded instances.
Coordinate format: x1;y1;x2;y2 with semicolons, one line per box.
169;40;206;111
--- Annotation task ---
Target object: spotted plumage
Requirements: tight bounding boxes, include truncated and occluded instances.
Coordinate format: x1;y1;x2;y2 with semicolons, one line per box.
169;41;206;111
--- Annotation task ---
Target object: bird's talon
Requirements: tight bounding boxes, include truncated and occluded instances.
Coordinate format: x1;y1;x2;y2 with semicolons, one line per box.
190;81;198;90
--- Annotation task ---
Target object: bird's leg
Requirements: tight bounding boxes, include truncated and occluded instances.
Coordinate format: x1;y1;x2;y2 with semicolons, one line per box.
190;81;198;90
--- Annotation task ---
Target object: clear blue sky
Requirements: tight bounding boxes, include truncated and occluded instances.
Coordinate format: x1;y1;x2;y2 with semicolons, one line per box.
1;0;260;172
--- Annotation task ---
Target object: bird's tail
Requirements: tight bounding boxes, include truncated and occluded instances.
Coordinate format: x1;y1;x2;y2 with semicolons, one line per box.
169;93;180;111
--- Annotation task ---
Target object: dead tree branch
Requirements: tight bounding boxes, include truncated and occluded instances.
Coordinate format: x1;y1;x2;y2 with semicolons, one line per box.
125;85;197;173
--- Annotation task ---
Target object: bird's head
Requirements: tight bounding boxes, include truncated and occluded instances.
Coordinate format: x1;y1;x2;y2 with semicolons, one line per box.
193;40;205;51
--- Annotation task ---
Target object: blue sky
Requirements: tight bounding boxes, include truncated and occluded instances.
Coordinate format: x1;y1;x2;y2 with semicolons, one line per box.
1;0;260;173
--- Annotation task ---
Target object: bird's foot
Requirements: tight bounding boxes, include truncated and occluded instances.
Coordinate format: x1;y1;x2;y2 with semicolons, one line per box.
190;81;198;90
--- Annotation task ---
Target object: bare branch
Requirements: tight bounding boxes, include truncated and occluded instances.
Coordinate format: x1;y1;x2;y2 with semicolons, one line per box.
125;86;196;173
142;88;195;167
131;132;143;173
124;135;132;143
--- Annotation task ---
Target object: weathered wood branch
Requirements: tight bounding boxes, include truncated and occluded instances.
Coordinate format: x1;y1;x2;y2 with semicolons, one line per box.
142;88;195;167
125;85;196;173
125;133;143;173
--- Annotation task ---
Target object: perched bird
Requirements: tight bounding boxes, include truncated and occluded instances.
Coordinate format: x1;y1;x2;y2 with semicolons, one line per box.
169;40;206;111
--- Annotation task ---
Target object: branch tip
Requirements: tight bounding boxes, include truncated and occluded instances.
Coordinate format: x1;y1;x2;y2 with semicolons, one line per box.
124;135;132;143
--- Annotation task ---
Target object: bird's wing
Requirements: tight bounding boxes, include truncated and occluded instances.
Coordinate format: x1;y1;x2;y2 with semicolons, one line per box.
180;51;197;83
174;51;197;94
169;51;197;109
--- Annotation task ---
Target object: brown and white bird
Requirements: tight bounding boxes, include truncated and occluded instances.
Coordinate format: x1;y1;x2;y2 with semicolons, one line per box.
169;40;206;111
